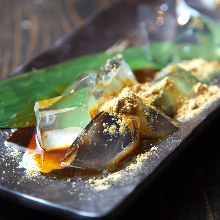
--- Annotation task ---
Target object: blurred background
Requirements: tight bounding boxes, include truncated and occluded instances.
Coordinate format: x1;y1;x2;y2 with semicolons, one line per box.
1;0;220;80
0;0;119;79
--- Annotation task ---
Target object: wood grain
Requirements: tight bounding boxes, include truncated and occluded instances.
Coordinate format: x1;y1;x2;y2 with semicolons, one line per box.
0;0;117;79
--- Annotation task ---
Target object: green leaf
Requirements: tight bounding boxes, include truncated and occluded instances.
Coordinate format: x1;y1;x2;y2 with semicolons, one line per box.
1;15;220;129
0;46;162;128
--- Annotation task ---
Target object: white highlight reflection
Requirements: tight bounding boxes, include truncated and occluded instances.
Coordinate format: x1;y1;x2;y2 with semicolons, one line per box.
176;0;200;25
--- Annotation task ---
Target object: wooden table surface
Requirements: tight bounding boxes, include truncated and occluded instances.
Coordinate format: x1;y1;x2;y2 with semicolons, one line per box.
0;0;118;80
0;0;220;219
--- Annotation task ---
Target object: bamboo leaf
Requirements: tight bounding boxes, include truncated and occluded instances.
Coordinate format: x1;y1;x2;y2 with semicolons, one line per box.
1;16;220;129
0;46;162;128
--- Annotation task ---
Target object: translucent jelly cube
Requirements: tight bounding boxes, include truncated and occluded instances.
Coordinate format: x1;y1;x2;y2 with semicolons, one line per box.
87;54;137;113
154;66;199;93
35;87;92;151
139;105;179;139
153;66;199;115
35;55;137;152
63;112;138;170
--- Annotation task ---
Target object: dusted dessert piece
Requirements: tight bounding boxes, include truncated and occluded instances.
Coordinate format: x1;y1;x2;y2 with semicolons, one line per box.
86;54;137;118
153;66;199;116
92;86;179;139
63;111;138;170
141;106;179;139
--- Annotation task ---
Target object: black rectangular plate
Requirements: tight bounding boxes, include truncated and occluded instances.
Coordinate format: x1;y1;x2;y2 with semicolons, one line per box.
1;1;220;219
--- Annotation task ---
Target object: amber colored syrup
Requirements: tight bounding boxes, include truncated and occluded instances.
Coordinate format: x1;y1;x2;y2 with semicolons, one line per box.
27;132;69;173
8;127;102;179
133;68;158;83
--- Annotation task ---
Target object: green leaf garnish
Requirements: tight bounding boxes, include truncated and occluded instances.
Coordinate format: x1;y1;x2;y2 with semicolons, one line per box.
0;46;161;128
1;14;220;128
